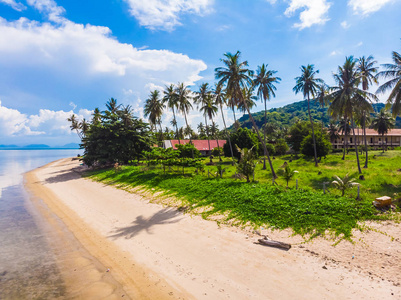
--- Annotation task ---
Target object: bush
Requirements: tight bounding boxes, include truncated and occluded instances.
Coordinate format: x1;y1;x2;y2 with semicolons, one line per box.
274;139;289;155
176;143;200;158
212;146;223;156
301;132;331;158
223;128;259;158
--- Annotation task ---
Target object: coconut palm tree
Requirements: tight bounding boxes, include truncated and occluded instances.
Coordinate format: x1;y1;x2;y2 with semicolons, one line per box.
67;114;82;139
237;86;257;113
215;51;276;178
327;57;377;174
376;50;401;117
332;174;359;196
91;108;101;126
338;117;351;158
357;55;378;168
175;82;194;156
327;121;340;144
371;109;395;152
314;82;330;130
213;83;234;161
293;64;323;167
144;90;165;144
253;64;281;169
163;84;180;144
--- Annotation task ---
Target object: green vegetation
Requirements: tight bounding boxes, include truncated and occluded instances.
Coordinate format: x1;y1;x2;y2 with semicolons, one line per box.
86;150;400;240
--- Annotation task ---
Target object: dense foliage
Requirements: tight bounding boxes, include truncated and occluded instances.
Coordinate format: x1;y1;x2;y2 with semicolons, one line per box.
301;132;332;158
80;99;153;167
223;128;259;159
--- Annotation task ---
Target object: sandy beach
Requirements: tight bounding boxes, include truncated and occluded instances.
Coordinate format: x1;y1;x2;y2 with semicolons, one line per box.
25;158;401;299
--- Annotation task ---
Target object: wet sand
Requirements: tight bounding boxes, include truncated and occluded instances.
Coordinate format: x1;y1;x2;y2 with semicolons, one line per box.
25;158;401;299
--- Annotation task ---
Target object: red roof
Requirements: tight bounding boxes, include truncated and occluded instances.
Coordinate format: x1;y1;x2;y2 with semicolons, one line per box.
338;128;401;136
168;140;226;151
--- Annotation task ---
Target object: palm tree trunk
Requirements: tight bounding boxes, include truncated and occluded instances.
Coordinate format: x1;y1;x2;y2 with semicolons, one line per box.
211;117;222;162
262;99;267;170
351;113;362;174
382;133;385;152
231;103;238;130
205;115;211;156
240;93;276;179
342;119;347;160
158;120;164;147
172;107;180;145
307;96;318;167
220;103;234;163
363;113;369;168
183;111;194;158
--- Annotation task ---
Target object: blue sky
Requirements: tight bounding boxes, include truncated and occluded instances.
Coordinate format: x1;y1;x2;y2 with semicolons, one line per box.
0;0;400;146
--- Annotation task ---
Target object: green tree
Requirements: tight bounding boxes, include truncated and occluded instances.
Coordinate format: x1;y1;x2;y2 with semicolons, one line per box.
253;64;281;169
301;131;332;159
144;90;165;144
371;109;395;152
275;138;289;155
176;82;193;156
235;146;257;183
223;128;258;159
376;50;401;117
215;51;276;179
286;121;319;153
331;174;359;196
357;55;378;168
327;121;340;144
293;64;323;167
194;83;214;156
163;84;181;145
327;57;376;174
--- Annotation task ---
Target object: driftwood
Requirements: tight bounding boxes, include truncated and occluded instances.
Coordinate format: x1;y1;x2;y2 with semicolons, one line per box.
257;237;291;250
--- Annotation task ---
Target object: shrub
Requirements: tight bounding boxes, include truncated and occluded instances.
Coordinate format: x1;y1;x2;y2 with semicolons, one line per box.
212;146;223;157
301;132;332;158
274;139;289;155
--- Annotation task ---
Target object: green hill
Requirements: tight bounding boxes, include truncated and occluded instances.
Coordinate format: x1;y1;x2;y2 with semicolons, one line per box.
235;100;401;129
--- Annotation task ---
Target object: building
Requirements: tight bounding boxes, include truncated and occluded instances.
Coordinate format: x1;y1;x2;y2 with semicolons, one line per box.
163;139;227;156
332;128;401;149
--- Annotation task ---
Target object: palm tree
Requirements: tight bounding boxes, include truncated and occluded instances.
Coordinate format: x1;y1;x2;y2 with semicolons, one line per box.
91;108;101;126
213;83;235;161
314;82;330;130
327;57;376;174
332;174;359;196
67;114;82;139
253;63;281;169
376;50;401;117
163;84;180;144
105;97;120;116
357;55;378;168
215;51;277;179
194;83;217;158
293;64;323;167
371;109;395;152
175;82;194;156
338;117;351;158
237;86;257;113
197;122;206;138
144;90;165;144
327;121;340;144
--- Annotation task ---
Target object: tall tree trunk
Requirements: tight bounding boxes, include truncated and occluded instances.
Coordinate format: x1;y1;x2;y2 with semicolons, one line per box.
239;93;276;179
363;113;369;168
231;103;238;131
158;119;164;147
382;133;385;152
351;113;362;174
262;99;267;170
342;119;348;160
172;107;181;145
220;103;234;164
307;96;318;167
183;111;194;158
205;115;211;156
211;117;222;162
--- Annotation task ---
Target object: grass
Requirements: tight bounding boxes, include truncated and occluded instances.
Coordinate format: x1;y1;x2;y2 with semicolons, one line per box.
85;150;401;241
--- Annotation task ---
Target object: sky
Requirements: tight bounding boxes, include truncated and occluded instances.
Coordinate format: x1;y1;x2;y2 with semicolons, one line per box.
0;0;400;146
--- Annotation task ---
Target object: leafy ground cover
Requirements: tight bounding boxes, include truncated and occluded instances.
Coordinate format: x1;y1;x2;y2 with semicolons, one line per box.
85;150;401;240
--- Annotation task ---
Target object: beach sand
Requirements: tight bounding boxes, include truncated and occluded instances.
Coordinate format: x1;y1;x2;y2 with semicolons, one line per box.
25;158;401;299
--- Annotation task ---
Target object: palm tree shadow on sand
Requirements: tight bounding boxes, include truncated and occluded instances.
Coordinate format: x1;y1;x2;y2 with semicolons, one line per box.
109;208;182;240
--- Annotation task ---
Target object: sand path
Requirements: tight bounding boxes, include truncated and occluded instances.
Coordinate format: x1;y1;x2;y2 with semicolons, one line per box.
26;158;401;299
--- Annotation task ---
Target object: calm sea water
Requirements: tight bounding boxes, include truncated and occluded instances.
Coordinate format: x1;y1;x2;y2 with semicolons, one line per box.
0;150;82;299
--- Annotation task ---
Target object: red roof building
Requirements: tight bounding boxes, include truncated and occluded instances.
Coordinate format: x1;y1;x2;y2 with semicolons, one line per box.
163;139;226;155
333;128;401;149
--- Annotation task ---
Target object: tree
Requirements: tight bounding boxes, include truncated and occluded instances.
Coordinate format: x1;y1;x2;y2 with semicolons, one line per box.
286;120;319;153
293;64;323;167
314;82;329;130
67;114;82;139
371;109;395;152
357;55;378;168
331;174;359;196
176;82;193;156
194;83;214;156
327;57;376;174
235;146;257;183
223;128;258;159
163;84;181;144
80;99;153;167
213;83;235;161
215;51;277;179
338;118;351;158
275;138;289;155
301;131;332;159
376;50;401;117
144;90;165;144
254;64;281;169
327;121;340;144
279;165;298;188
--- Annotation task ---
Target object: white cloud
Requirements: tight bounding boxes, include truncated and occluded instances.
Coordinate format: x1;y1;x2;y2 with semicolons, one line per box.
330;50;339;56
284;0;331;29
348;0;395;15
26;0;66;23
340;21;349;29
123;0;213;31
0;0;26;11
0;100;41;136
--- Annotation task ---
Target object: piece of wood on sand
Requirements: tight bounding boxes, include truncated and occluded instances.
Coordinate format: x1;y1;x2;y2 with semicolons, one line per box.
257;237;291;250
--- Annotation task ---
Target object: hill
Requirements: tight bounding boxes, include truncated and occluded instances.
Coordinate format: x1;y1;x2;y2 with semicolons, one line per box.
235;100;401;129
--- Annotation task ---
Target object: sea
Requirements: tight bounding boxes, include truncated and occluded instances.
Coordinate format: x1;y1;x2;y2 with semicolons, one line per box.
0;149;82;299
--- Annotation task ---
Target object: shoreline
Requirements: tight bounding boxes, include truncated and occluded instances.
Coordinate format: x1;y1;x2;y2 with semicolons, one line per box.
25;157;401;299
